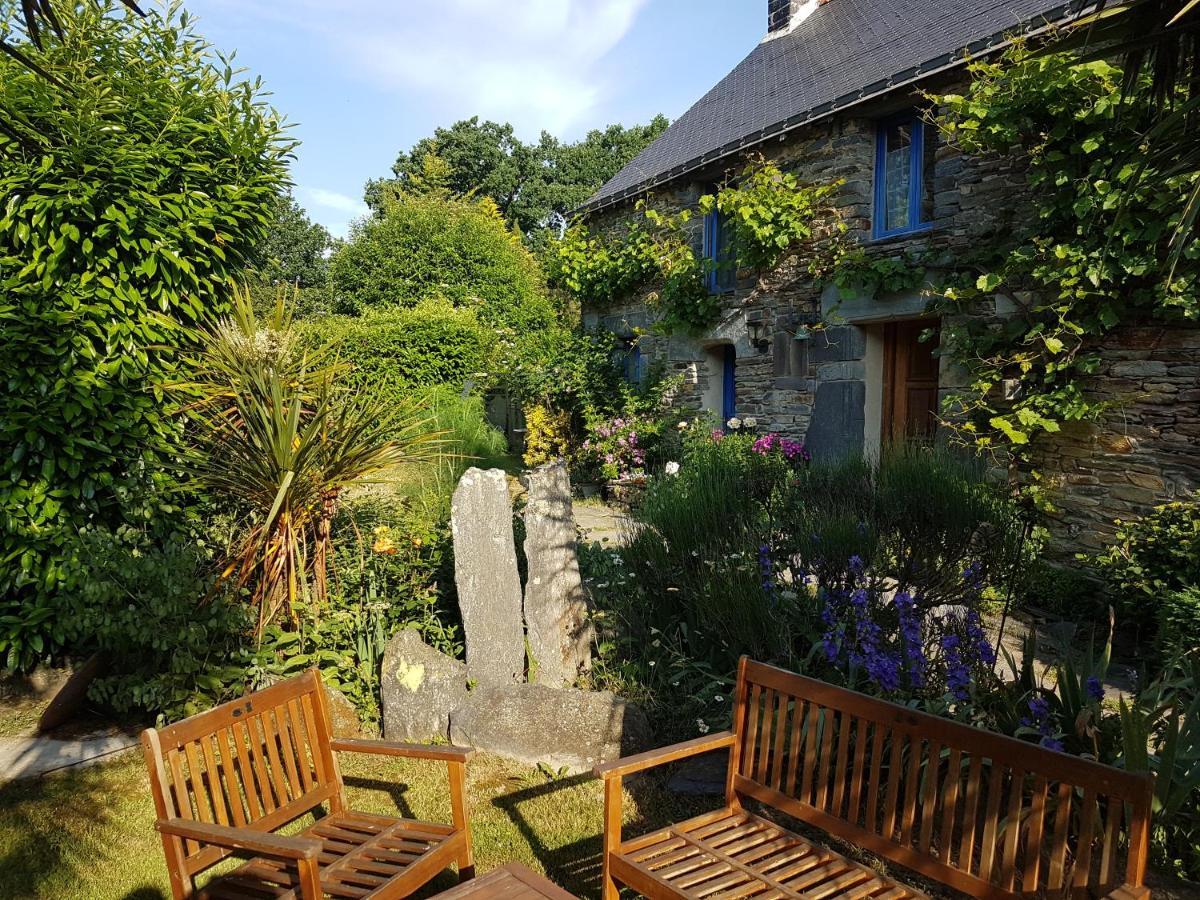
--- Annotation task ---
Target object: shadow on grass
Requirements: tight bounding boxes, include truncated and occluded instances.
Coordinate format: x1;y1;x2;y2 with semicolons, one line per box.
0;756;166;899
490;770;713;899
341;775;418;820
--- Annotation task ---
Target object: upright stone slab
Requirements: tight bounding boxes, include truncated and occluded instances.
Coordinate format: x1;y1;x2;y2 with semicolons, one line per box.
523;461;594;687
381;629;469;742
451;468;525;684
448;683;651;773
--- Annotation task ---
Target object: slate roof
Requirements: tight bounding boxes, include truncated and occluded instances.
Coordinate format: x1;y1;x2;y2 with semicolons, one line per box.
580;0;1090;214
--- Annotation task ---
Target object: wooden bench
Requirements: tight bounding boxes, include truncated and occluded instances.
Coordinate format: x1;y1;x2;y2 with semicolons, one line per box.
142;669;475;899
596;657;1153;900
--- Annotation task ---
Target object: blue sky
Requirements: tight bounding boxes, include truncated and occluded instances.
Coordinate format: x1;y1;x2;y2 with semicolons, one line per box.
184;1;766;238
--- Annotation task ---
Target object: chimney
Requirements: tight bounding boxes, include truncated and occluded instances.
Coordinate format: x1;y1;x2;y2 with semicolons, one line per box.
767;0;825;34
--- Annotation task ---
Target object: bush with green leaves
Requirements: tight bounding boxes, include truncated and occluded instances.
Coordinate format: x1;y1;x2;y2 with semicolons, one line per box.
328;191;554;333
1092;501;1200;641
0;2;291;669
300;302;496;401
50;482;266;722
1159;587;1200;665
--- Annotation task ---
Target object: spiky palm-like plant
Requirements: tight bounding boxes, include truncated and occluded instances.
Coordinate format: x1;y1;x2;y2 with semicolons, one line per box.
177;288;440;637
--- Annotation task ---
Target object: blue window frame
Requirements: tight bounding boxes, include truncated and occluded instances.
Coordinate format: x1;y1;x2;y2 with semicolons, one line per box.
703;208;737;294
721;345;737;422
873;112;938;239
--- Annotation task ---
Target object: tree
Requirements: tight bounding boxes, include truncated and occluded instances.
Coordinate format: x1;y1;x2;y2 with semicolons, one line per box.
329;190;554;334
253;193;332;289
0;1;291;669
366;115;669;238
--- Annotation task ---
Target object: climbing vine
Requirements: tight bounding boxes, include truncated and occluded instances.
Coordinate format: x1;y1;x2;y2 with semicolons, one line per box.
926;46;1199;457
551;159;843;333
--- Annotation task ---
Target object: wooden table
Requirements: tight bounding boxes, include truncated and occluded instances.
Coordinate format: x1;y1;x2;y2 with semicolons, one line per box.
434;863;578;900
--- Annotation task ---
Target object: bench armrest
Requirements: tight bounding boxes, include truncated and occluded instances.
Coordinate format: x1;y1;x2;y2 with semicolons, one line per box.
593;731;735;779
1102;887;1150;900
156;818;321;861
330;737;475;763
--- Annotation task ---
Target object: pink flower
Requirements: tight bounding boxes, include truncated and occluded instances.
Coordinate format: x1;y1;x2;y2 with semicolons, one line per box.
711;429;725;443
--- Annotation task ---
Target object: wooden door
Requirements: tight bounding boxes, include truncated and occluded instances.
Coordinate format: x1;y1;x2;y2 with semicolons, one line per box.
882;320;940;442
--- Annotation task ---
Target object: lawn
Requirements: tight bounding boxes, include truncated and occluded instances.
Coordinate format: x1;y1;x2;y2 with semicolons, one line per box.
0;747;707;900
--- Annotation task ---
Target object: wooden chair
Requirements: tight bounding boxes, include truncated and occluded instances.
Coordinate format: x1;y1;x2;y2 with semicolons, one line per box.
596;657;1154;900
141;669;474;899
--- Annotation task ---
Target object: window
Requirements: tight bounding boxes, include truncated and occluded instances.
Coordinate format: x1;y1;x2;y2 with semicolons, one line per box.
703;208;737;294
873;112;938;239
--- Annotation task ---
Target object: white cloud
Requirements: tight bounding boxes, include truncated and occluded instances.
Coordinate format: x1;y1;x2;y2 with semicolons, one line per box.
297;187;369;239
214;0;649;137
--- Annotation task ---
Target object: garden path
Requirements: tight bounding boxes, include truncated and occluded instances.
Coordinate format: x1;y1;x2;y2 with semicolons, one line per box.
0;733;138;781
573;500;631;546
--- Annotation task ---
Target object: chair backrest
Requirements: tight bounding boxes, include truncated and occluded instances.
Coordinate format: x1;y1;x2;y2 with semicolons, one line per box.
141;669;345;883
729;658;1153;900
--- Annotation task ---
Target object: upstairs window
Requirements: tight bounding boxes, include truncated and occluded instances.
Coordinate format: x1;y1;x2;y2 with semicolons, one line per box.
703;208;737;294
873;112;938;239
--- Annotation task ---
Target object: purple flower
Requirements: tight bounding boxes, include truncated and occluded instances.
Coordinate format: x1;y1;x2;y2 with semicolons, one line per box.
711;429;725;443
941;633;970;701
895;592;927;689
1040;736;1065;753
848;555;865;576
1085;676;1104;702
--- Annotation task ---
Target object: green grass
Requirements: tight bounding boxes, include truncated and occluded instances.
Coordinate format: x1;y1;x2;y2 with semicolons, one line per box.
0;749;705;899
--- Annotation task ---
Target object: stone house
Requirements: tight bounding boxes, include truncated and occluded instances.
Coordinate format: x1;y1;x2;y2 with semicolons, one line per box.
575;0;1199;556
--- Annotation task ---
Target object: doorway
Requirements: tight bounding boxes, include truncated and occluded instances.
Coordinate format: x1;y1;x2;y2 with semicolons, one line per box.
881;319;940;442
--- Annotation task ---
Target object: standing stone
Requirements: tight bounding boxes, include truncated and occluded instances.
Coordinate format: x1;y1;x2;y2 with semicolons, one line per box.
451;468;525;684
523;461;594;687
380;630;469;742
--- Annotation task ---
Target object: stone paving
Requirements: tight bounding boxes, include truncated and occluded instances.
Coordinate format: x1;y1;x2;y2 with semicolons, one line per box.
0;734;138;781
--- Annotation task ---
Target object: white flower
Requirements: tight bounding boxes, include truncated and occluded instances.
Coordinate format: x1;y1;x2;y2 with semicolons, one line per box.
665;461;681;476
676;420;690;431
696;719;711;734
727;417;742;430
743;417;758;429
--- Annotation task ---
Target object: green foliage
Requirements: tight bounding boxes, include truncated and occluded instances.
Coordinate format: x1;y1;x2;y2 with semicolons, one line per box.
299;302;495;401
251;192;333;289
522;405;572;468
551;160;843;334
1092;501;1200;639
175;289;440;636
365;115;669;239
931;46;1200;456
0;1;291;669
1160;587;1200;665
701;160;843;271
328;190;553;333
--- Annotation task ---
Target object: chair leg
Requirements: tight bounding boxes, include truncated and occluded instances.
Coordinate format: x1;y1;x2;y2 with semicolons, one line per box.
297;857;323;900
602;776;623;900
449;760;475;881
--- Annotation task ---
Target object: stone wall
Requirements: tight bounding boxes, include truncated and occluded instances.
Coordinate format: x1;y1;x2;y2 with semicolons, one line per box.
1032;325;1200;559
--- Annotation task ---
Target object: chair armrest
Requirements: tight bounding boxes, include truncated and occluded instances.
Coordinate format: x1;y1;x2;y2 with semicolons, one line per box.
156;818;321;861
1102;886;1150;900
330;737;475;763
593;731;735;779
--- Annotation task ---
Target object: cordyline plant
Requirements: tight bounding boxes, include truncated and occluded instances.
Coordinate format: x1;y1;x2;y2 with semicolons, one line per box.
175;287;441;637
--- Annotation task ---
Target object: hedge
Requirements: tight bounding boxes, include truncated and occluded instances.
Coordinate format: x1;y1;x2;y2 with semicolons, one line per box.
300;302;495;405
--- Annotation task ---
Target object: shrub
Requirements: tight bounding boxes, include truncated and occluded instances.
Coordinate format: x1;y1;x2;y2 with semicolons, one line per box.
299;301;496;402
52;484;264;722
328;191;554;333
1093;501;1200;639
1159;587;1200;664
0;3;290;669
523;405;572;468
